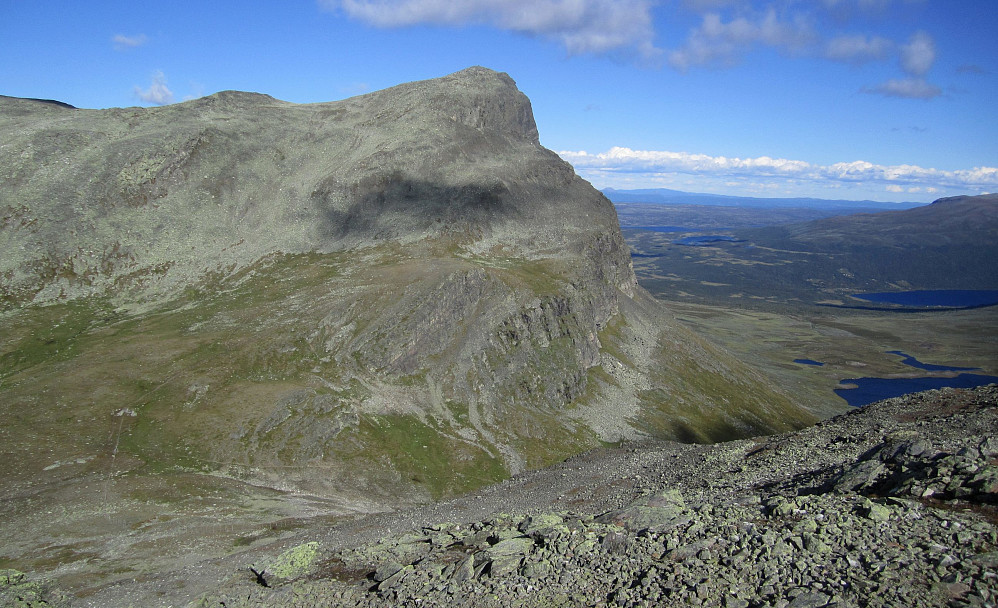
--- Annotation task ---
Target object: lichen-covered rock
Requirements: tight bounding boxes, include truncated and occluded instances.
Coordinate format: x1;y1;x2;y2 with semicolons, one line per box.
597;488;689;533
266;541;320;581
0;569;69;608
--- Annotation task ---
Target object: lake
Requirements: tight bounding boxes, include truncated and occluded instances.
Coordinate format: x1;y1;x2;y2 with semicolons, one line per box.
674;235;743;246
851;289;998;309
885;350;977;372
834;350;996;406
834;373;998;407
794;359;825;366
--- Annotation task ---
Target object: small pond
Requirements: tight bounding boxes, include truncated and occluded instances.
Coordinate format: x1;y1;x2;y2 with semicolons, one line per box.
673;235;743;246
794;359;825;366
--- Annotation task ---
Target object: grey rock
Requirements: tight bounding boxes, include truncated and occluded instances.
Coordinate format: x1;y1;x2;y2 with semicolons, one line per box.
787;590;832;607
832;459;888;493
979;437;998;457
485;536;534;557
597;488;691;533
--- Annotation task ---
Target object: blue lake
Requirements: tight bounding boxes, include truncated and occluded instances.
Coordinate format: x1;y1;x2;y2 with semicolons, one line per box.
794;359;825;366
885;350;978;372
835;374;998;407
674;235;743;246
834;350;996;407
852;289;998;309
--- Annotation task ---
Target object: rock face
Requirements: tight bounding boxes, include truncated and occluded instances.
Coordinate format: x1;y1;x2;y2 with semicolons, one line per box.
0;68;813;525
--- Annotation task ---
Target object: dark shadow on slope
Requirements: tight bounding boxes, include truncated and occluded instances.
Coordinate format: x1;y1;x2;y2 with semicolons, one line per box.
313;171;520;241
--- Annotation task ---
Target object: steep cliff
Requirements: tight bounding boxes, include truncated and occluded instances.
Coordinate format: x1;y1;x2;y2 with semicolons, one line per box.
0;68;814;517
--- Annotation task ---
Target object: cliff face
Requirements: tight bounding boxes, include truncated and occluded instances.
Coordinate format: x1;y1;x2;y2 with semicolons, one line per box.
0;68;813;515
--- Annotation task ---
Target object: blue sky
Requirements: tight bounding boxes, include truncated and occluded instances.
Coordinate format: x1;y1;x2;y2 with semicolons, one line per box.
3;1;996;202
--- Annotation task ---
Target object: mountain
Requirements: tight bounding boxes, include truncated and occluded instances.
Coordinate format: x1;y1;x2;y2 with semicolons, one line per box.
750;193;998;249
0;66;817;597
603;187;925;211
621;192;998;309
739;193;998;293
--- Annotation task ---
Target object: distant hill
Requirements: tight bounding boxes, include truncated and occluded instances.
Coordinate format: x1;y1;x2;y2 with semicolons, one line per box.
603;187;925;211
753;193;998;249
621;193;998;308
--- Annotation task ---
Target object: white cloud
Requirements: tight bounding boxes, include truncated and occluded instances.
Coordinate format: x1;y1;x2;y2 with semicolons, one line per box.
666;2;944;103
558;147;998;195
824;34;892;64
668;8;815;71
323;0;660;57
134;71;174;105
112;33;148;51
860;31;939;99
899;30;935;76
864;77;940;99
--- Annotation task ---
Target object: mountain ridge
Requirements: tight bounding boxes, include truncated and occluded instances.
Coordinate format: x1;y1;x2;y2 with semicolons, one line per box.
0;64;815;562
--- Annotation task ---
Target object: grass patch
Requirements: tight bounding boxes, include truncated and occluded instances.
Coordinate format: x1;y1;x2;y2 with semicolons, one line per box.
502;406;602;471
340;414;508;500
0;299;116;379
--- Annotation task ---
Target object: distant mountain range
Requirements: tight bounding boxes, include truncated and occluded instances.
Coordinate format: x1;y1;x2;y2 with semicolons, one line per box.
622;193;998;307
602;187;925;211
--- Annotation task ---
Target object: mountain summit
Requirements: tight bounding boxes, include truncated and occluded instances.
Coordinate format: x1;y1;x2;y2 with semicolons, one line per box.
0;68;814;585
1;67;626;305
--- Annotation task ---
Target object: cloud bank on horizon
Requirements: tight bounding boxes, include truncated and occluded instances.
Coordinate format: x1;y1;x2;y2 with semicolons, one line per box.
558;147;997;199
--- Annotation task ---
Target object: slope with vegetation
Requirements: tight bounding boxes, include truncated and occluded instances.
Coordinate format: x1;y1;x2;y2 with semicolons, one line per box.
0;68;818;600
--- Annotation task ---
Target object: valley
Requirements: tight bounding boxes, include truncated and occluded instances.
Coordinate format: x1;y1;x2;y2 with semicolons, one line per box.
612;195;998;413
1;68;996;607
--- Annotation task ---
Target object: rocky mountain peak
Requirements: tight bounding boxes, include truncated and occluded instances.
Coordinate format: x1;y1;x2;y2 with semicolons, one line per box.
358;66;539;144
0;70;816;602
0;67;591;306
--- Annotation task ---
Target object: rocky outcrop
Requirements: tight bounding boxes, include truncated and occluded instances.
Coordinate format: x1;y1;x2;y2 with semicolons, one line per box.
178;385;998;608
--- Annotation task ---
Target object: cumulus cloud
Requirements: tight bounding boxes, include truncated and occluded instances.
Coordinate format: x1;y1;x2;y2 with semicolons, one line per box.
899;30;935;76
134;71;174;105
667;2;944;104
112;33;148;50
864;77;940;99
862;31;940;99
558;146;998;194
824;34;892;64
668;8;815;70
322;0;660;57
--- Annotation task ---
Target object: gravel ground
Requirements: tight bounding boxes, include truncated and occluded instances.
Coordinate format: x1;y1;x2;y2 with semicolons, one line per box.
7;385;997;607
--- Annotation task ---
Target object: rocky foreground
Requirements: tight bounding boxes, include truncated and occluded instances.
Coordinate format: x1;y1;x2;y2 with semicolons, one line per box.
6;385;989;607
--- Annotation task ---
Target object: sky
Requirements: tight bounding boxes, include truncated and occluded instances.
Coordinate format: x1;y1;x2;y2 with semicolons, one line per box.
2;0;996;203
